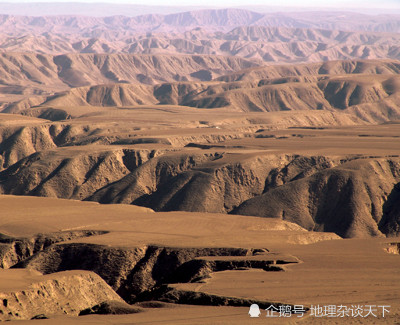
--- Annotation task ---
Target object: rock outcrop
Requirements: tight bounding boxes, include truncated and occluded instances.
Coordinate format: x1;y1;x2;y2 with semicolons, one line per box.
0;270;125;321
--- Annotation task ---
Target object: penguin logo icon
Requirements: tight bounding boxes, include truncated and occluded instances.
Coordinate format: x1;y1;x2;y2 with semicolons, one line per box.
249;304;261;317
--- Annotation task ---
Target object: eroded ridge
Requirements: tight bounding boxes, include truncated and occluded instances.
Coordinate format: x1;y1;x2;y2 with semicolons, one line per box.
10;237;299;304
0;270;129;321
0;230;108;269
140;285;296;311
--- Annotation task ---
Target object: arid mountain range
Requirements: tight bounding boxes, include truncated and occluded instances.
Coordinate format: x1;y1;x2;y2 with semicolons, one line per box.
2;9;400;34
3;25;400;63
1;4;400;323
2;58;400;124
2;10;400;64
0;8;400;237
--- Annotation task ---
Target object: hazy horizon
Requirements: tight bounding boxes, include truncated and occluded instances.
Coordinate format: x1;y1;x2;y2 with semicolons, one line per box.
0;0;398;10
0;1;398;17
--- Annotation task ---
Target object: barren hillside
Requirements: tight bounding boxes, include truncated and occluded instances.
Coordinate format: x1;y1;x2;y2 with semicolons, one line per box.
4;59;400;124
0;111;400;238
0;52;258;106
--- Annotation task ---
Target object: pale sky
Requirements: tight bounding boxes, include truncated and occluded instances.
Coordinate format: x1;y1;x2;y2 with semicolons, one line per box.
0;0;399;9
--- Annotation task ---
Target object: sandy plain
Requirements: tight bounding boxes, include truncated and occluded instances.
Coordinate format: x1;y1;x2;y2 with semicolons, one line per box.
0;195;399;324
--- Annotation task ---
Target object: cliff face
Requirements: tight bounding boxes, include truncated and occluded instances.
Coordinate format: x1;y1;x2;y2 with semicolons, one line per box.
2;133;400;237
12;242;300;304
0;224;308;321
0;230;107;269
233;158;400;238
1;116;400;238
0;270;127;321
87;154;343;216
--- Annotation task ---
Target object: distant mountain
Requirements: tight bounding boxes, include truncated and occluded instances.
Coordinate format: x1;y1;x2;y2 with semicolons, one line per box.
241;5;400;15
2;24;400;64
0;3;398;17
1;9;400;35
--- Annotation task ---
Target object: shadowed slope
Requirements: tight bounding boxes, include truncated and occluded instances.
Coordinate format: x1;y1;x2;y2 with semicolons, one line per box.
233;158;400;238
6;60;400;124
0;52;258;105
